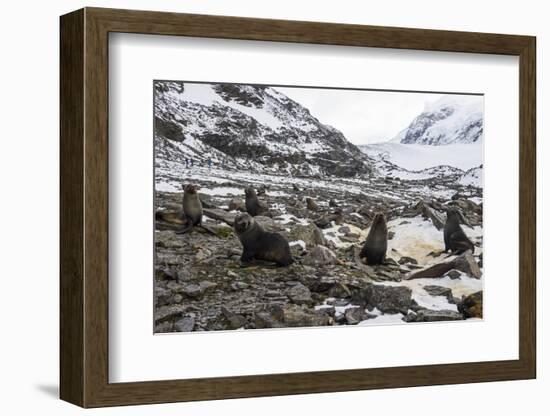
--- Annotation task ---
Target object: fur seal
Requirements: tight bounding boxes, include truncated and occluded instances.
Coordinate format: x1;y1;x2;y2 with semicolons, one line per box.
359;212;388;265
233;213;293;266
444;207;475;253
176;184;203;234
306;197;318;211
244;186;268;217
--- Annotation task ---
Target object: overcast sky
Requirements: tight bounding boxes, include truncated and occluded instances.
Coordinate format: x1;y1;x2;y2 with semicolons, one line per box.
274;87;447;145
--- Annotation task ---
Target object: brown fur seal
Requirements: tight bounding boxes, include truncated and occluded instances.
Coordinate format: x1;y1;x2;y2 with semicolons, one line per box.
176;184;203;234
444;207;474;253
233;213;293;266
359;212;388;265
244;186;268;217
306;197;318;211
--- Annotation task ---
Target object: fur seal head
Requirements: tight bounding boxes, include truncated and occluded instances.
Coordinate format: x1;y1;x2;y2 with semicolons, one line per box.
370;212;388;235
244;186;257;199
183;183;200;194
445;207;472;228
244;186;268;217
234;212;257;235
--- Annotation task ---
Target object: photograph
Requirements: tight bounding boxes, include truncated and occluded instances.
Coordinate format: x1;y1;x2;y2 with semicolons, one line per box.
153;80;484;333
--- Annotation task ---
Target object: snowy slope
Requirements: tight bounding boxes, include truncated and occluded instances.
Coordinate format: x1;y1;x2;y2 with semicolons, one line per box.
360;141;483;171
458;165;483;187
397;95;483;145
154;81;371;177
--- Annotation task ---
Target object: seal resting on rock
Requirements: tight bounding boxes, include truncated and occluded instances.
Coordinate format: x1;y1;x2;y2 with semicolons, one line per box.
359;212;388;265
233;213;293;267
244;186;268;217
444;207;475;254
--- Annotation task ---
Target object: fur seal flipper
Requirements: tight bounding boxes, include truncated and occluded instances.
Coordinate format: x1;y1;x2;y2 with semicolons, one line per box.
234;213;293;267
359;212;388;265
444;207;474;254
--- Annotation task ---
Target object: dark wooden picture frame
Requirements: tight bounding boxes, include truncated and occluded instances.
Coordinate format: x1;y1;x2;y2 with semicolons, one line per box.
60;7;536;408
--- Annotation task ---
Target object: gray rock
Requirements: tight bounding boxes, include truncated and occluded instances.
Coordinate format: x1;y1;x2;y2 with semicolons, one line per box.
340;234;359;243
182;284;203;299
331;299;351;307
286;283;313;305
423;203;445;230
174;316;195;332
199;281;217;293
155;286;172;307
407;309;464;322
406;258;455;280
453;250;482;279
155;230;186;249
328;282;352;299
359;284;412;314
202;208;236;225
303;245;339;267
288;223;324;248
194;249;212;262
254;304;285;329
345;307;369;325
445;270;462;279
154;321;173;333
316;305;336;317
254;215;278;231
221;306;247;329
230;281;249;291
423;285;455;303
398;256;418;265
228;198;245;212
283;305;332;327
154;304;188;323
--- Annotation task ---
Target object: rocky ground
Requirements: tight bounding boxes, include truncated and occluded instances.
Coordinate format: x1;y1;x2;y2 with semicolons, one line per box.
154;165;484;333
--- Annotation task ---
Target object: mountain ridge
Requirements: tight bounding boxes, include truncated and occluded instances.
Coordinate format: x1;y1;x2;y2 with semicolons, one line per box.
154;81;372;177
395;95;483;146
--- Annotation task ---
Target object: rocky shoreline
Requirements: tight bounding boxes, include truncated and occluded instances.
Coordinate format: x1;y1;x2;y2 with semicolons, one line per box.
154;166;483;333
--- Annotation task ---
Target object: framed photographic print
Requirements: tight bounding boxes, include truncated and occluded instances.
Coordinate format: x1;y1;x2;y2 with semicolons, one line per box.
60;7;536;408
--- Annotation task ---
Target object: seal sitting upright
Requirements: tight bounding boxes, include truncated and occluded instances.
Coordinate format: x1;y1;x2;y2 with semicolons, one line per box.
359;212;388;265
244;186;268;217
233;213;293;267
176;183;203;234
444;207;474;254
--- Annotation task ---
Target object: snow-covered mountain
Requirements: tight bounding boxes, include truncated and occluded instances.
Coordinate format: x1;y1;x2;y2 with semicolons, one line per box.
358;95;484;188
395;95;483;145
154;81;371;177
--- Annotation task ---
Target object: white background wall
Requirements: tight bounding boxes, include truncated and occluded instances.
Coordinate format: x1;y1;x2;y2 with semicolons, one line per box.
0;0;546;414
